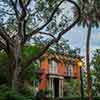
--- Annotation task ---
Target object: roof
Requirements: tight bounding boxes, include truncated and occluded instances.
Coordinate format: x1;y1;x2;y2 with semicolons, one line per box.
40;50;84;64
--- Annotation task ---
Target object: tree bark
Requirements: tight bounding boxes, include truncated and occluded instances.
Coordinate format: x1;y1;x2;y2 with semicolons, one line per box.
86;23;93;100
7;36;23;91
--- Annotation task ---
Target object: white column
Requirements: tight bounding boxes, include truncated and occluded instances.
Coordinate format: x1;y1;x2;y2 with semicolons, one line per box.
48;78;51;97
51;78;54;97
49;78;51;89
52;78;54;97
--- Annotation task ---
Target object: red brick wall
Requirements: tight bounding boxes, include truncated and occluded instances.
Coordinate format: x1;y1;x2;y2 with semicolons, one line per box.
39;57;49;90
57;61;67;76
39;56;80;90
73;64;80;80
40;57;49;74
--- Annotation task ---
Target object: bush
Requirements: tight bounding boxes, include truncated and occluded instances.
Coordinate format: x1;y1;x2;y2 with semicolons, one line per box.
0;84;32;100
94;96;100;100
49;96;100;100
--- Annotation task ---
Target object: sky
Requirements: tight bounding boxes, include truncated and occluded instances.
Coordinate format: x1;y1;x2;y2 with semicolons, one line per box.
63;25;100;59
61;0;100;60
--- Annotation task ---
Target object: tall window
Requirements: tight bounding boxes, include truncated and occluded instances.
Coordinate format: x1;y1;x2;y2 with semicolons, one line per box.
67;65;73;76
48;60;57;74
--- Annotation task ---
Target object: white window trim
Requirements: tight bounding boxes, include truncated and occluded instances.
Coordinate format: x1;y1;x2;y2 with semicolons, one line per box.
67;65;73;76
49;60;57;74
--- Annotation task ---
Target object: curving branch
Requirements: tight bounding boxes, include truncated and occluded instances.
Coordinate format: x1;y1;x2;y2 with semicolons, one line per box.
24;0;81;67
25;0;65;41
56;0;81;42
36;32;65;53
22;32;56;74
24;39;55;67
25;0;32;8
10;0;19;18
0;41;7;51
39;31;56;40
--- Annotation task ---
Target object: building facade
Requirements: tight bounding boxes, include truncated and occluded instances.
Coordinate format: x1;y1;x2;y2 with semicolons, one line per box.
38;52;82;97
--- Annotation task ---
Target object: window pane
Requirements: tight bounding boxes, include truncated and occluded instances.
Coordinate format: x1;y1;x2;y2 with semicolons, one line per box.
49;60;57;74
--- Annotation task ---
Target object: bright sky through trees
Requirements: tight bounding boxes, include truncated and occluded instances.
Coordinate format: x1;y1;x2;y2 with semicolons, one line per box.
64;25;100;58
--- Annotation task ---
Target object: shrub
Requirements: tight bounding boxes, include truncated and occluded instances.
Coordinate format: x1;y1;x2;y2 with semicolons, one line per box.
0;84;32;100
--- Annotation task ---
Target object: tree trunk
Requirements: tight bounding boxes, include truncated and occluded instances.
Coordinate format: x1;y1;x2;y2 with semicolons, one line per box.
7;36;23;91
86;23;93;100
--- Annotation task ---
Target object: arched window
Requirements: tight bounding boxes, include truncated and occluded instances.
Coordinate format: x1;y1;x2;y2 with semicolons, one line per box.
48;60;57;74
67;65;73;76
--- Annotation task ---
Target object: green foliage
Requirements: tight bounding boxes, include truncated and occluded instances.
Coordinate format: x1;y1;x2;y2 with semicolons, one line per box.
0;45;41;84
64;79;80;96
0;51;9;84
0;84;32;100
22;61;39;81
48;39;80;58
34;89;52;100
55;96;100;100
76;0;100;27
0;46;41;98
91;49;100;96
22;45;41;62
21;45;41;80
0;0;75;35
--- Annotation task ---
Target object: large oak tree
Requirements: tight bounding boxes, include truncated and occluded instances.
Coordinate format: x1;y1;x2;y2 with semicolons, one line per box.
0;0;80;91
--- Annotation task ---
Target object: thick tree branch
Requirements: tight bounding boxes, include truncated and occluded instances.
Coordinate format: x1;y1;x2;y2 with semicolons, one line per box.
25;0;65;41
24;0;80;67
25;0;32;8
10;0;19;18
21;33;56;74
23;20;27;40
39;32;56;40
24;39;55;67
16;0;27;43
0;27;14;47
19;0;27;20
20;20;28;43
0;41;7;51
56;0;81;42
